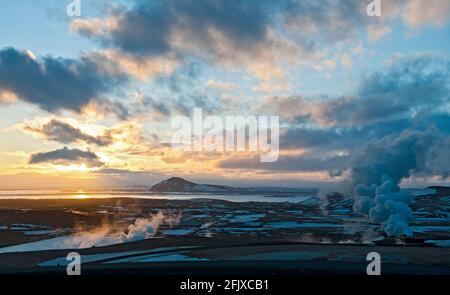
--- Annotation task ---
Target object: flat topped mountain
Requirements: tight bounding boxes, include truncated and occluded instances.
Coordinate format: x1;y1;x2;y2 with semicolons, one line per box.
150;177;239;193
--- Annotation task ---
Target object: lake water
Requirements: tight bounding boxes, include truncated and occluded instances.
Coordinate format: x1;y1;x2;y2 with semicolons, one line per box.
0;189;316;203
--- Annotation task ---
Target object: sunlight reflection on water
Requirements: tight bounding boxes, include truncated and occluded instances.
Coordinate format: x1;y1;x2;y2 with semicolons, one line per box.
0;190;315;203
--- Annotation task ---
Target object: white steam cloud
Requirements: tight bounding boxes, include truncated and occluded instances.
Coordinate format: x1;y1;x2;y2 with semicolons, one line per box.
64;211;180;248
353;177;413;237
119;211;167;242
0;211;182;253
351;130;449;237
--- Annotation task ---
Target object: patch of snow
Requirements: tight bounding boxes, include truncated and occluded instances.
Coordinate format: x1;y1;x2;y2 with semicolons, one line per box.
228;214;265;223
411;225;450;233
265;222;342;229
425;240;450;247
23;230;55;235
162;229;193;236
0;235;120;253
411;188;437;197
332;209;352;214
232;251;328;261
39;251;146;267
105;251;208;263
188;214;210;219
39;246;199;266
414;217;449;222
285;210;304;214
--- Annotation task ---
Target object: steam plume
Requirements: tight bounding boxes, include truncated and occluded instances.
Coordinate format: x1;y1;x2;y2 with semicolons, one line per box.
351;130;448;237
120;211;166;242
0;211;182;253
63;211;179;248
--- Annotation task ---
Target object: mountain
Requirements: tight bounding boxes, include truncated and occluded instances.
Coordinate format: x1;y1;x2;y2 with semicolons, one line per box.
150;177;317;195
150;177;241;193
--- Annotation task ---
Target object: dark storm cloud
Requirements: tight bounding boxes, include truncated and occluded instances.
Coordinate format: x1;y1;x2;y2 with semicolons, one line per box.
29;147;104;167
87;0;272;56
280;0;369;45
24;119;113;146
321;56;450;125
173;94;222;116
224;55;450;176
350;129;449;186
144;97;172;117
219;152;350;175
349;114;450;186
0;47;127;113
74;0;370;60
156;61;202;93
224;111;450;175
280;118;411;150
282;111;449;151
264;56;450;128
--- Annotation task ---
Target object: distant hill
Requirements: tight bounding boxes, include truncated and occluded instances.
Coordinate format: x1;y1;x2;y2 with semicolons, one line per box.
150;177;241;193
150;177;317;195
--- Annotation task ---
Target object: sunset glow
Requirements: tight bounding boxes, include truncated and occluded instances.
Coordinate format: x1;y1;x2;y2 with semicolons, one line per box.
0;0;448;189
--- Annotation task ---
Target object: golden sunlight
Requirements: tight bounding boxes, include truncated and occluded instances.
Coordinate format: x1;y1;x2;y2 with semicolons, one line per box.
54;164;98;172
73;194;91;199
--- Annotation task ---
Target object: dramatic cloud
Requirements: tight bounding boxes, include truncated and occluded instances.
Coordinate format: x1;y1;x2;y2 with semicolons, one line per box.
73;0;274;57
384;0;450;28
1;0;449;189
352;56;450;124
70;0;376;84
264;55;450;127
219;152;350;176
283;117;403;147
222;55;450;180
352;130;448;186
24;119;113;146
71;1;450;75
0;47;127;113
29;147;104;167
88;49;180;81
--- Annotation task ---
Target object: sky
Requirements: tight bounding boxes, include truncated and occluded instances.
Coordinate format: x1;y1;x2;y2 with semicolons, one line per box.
0;0;449;189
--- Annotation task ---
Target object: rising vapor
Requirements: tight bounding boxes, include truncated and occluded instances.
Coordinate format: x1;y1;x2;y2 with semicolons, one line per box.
351;130;449;237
